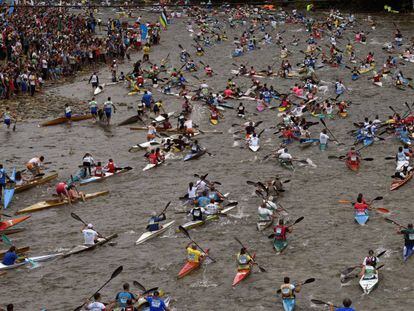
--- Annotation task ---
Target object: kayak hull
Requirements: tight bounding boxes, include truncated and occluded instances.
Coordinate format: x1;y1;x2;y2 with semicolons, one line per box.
232;253;255;287
63;234;118;257
273;239;288;253
15;173;58;193
177;249;209;279
249;145;260;152
135;221;175;245
346;160;360;172
390;171;413;191
359;272;378;294
282;298;296;311
3;168;15;209
0;216;31;231
178;206;236;232
0;253;62;271
355;211;369;225
256;219;273;231
80;168;132;185
184;150;206;162
39;115;92;127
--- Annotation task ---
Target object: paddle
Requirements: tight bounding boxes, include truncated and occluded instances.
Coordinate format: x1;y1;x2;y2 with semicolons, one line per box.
385;218;406;228
320;118;341;144
158;201;171;217
0;213;12;218
276;278;315;293
311;299;337;308
268;216;304;239
338;196;383;204
1;234;12;246
234;237;266;272
73;266;123;311
70;212;107;240
132;280;146;291
341;250;387;275
178;226;216;262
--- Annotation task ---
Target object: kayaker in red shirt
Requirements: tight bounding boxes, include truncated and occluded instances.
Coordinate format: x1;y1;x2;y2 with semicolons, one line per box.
274;219;292;241
94;162;104;177
346;147;361;163
354;196;369;212
148;150;159;165
105;159;116;173
223;87;234;98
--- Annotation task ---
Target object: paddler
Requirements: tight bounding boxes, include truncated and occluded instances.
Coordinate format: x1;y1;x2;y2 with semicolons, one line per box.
147;212;166;232
362;249;379;268
236;247;253;271
237;103;245;118
85;293;106;311
204;199;219;215
186;243;204;264
245;122;256;139
280;276;301;311
189;202;205;221
0;164;12;204
64;103;72;121
103;97;117;125
104;159;117;173
190;140;202;154
89;97;98;121
319;129;330;150
197;191;211;208
248;133;260;148
26;156;45;177
1;107;12;129
82;223;101;246
394;146;412;179
147;121;158;141
56;181;85;204
346;147;361;164
397;223;414;261
115;283;137;309
145;290;170;311
329;298;355;311
1;246;18;266
274;219;291;243
258;202;273;221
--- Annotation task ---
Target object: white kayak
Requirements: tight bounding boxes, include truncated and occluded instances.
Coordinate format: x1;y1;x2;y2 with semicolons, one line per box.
129;140;160;152
154;112;175;122
373;81;383;87
249;145;260;152
178;205;237;231
0;253;62;271
143;161;163;171
80;168;132;185
135;221;175;245
359;271;379;294
94;84;105;95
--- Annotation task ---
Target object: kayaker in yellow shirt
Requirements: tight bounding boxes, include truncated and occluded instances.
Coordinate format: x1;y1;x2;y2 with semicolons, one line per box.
186;243;202;263
236;247;252;270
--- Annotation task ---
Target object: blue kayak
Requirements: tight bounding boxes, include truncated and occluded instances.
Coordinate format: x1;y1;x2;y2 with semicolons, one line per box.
282;298;296;311
3;168;15;209
352;73;360;81
355;211;369;225
183;150;206;162
399;136;411;145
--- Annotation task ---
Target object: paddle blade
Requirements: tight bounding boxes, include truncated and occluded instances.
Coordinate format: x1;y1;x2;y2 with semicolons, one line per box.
1;234;12;246
255;190;264;198
246;181;258;186
268;233;276;239
225;201;238;207
133;280;146;291
341;266;358;275
311;299;330;306
338;200;351;204
377;250;387;258
111;266;123;279
373;196;383;201
375;207;390;214
178;225;190;238
303;278;315;284
363;158;374;161
142;287;159;295
70;212;84;223
293;216;304;225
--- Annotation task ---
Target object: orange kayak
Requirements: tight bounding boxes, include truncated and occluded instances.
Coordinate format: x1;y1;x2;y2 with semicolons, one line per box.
390;171;413;191
39;114;92;127
346;160;360;172
0;216;31;231
232;253;255;287
177;249;209;279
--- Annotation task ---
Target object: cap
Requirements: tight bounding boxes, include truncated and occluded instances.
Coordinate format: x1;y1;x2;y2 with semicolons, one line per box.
87;223;93;229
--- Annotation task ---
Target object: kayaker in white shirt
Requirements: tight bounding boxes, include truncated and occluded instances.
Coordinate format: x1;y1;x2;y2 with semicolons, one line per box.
277;148;293;161
319;129;330;145
204;199;219;215
258;202;273;221
248;133;260;147
85;293;106;311
82;224;99;246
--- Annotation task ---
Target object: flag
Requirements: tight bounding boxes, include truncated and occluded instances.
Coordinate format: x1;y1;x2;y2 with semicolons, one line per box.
140;24;148;40
159;11;168;29
8;0;14;16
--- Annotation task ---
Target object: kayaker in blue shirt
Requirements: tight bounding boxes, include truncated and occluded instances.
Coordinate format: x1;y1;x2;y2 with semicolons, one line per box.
197;191;210;208
2;246;18;266
141;91;152;109
115;283;137;308
330;298;355;311
145;291;170;311
147;212;166;232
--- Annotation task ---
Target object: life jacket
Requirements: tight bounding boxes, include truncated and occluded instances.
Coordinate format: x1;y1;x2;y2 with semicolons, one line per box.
237;254;249;265
274;225;287;240
365;256;377;267
107;161;115;173
280;284;294;299
95;166;103;176
191;207;203;220
354;202;368;211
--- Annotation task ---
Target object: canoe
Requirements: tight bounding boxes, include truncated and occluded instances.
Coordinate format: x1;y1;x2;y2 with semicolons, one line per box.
232;253;255;287
177;205;237;232
355;211;369;225
16;191;109;214
184;150;206;162
135;221;175;245
249;145;260;152
256;219;273;231
390;170;413;191
118;115;142;126
346;160;360;172
80;168;132;185
154;112;175;122
39;114;92;127
0;253;62;271
273;239;288;253
359;271;378;294
177;248;209;279
63;234;118;258
210;118;218;125
3;168;15;209
0;216;31;231
15;173;58;193
0;246;30;261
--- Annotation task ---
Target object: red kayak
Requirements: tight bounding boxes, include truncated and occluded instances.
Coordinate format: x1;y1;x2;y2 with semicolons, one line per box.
232;253;255;287
346;160;360;172
0;216;31;231
177;249;209;279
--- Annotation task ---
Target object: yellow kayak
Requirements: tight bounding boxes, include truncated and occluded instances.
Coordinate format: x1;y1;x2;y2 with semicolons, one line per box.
16;191;109;214
210;118;218;125
15;173;58;193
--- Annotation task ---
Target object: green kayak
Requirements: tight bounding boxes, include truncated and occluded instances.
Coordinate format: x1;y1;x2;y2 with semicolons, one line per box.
273;239;288;253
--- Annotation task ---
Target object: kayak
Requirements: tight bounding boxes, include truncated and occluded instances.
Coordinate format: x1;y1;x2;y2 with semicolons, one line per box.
118;115;142;126
0;246;30;261
339;112;348;118
0;216;31;231
80;168;132;185
256;218;273;231
177;248;209;279
39;114;92;127
16;191;109;214
218;103;234;109
3;168;15;209
390;170;413;191
143;162;163;171
273;239;288;253
249;145;260;152
399;136;411;145
210;118;218;125
346;160;360;172
373;81;383;87
232;253;255;287
135;221;175;245
355;211;369;225
94;84;104;95
178;205;236;232
359;65;375;74
0;253;62;271
63;234;118;258
299;138;319;147
359;271;378;294
15;173;58;193
129;140;161;152
282;298;296;311
154;112;175;122
184;150;206;162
